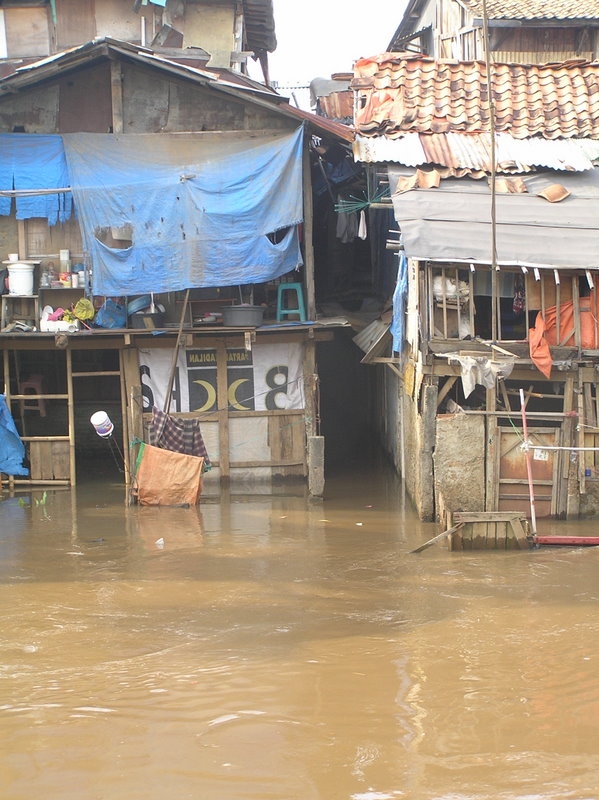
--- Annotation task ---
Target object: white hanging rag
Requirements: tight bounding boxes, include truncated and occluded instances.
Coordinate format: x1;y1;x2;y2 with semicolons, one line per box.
358;209;367;240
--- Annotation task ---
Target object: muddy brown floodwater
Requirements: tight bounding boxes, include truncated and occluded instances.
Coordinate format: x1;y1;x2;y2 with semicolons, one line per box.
2;459;599;800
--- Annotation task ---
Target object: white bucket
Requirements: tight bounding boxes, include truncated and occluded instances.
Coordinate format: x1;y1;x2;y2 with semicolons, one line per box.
90;410;114;438
8;262;35;296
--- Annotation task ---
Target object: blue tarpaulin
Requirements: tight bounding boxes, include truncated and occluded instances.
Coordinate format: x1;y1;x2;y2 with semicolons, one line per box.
63;127;305;295
0;134;72;224
0;395;28;477
390;251;408;354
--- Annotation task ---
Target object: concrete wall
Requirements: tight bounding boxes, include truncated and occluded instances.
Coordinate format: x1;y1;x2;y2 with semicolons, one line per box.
94;0;153;43
434;412;485;516
182;3;234;67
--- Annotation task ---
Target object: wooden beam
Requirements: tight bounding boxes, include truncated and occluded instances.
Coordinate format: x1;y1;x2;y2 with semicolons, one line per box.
216;343;230;479
410;522;464;553
66;348;76;486
302;138;316;321
436;376;457;408
110;60;124;134
454;511;524;522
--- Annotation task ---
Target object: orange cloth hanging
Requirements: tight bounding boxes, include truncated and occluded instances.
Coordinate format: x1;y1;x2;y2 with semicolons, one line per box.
541;295;599;350
529;313;553;378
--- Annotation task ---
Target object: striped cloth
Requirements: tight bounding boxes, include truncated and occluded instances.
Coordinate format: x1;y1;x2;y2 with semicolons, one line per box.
148;406;210;469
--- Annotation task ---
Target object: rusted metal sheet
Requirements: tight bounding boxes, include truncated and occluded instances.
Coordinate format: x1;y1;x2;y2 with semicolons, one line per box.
317;91;353;123
354;131;599;172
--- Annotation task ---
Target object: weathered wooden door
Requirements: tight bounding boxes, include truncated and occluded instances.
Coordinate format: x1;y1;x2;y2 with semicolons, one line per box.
495;427;560;518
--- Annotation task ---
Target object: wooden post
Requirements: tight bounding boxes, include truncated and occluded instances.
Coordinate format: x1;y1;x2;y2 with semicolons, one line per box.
17;220;27;262
216;343;230;481
110;61;124;134
578;373;586;495
66;348;76;487
307;435;324;497
420;381;437;520
302;137;316;321
573;276;581;349
303;337;320;487
485;382;498;511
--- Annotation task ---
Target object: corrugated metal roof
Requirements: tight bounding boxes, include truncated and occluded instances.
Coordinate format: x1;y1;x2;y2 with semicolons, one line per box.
352;55;599;140
462;0;599;20
316;92;353;123
354;132;599;172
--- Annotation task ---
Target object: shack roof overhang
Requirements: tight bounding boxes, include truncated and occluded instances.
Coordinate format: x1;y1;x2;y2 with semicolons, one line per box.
0;37;355;144
388;166;599;270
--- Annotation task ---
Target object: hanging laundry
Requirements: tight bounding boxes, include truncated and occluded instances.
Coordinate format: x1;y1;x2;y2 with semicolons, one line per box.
513;274;525;315
358;209;368;240
390;252;408;354
335;195;359;243
148;406;210;468
529;314;553;378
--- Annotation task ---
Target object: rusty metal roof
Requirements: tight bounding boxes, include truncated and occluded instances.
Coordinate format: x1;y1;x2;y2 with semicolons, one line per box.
352;55;599;140
353;132;599;172
461;0;599;19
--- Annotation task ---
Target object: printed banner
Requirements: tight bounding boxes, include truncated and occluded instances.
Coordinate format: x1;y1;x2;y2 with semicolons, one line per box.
138;342;305;414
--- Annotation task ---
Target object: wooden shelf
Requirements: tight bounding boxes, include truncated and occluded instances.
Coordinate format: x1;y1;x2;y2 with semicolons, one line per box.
1;294;40;330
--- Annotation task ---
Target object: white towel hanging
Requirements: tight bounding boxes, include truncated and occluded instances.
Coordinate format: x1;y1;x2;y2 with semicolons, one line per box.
358;209;367;240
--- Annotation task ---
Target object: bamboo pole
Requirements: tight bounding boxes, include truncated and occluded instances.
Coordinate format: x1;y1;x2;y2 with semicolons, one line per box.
164;289;189;414
519;388;537;534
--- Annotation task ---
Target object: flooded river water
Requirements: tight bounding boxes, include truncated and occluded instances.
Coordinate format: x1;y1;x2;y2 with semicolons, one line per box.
2;460;599;800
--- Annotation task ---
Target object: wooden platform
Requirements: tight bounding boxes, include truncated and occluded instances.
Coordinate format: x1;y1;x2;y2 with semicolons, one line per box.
448;511;529;551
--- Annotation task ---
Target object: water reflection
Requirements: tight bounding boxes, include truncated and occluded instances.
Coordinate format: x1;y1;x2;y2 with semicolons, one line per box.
1;464;599;799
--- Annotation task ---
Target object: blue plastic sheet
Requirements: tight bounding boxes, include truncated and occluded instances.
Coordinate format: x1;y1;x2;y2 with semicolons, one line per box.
63;127;305;295
0;395;28;477
390;251;408;354
0;134;72;224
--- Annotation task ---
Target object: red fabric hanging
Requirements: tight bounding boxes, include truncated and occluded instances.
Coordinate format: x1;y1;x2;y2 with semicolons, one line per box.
529;313;553;378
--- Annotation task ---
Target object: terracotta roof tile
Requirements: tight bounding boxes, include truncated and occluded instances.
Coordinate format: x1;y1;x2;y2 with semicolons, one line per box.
352;55;599;139
462;0;599;19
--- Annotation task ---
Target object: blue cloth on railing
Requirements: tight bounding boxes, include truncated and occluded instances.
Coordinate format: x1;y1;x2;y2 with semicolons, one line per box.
0;134;72;224
0;395;28;476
